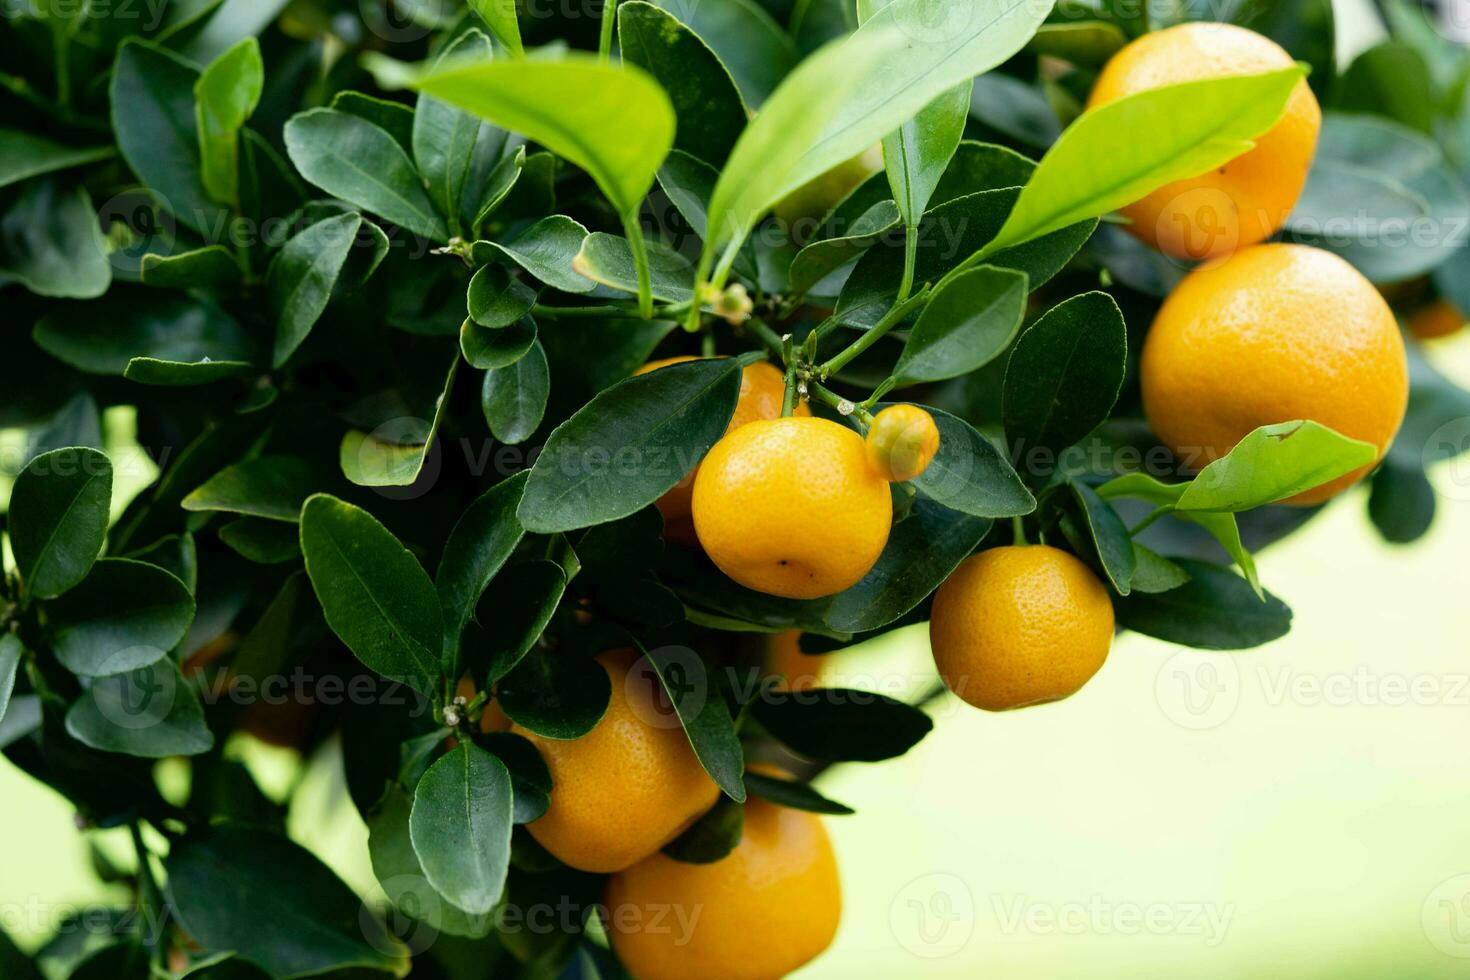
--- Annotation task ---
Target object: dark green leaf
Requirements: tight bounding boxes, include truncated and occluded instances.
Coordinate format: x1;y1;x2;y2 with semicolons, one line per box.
414;31;496;238
462;315;538;371
751;687;932;761
653;0;795;106
472;215;595;294
641;646;745;801
1337;40;1434;133
787;200;901;299
478;560;567;684
468;263;537;329
618;1;746;165
410;740;514;915
0;636;22;729
0;129;112;189
167;826;410;976
140;246;242;289
572;233;696;303
47;559;195;676
482;339;550;445
1368;460;1435;545
182;456;321;522
744;771;854;815
11;447;112;600
340;355;458;487
496;650;611;740
898;406;1033;519
368;787;495;939
269;212;363;367
331;90;416;153
1116;559;1291;650
662;795;743;863
284;108;446;240
482;731;552;824
65;659;214;758
895;266;1028;383
437;474;529;666
1069;479;1136;594
111;39;227;235
218;517;302;564
1129;543;1191;595
883;81;971;226
0;180;110;299
1003;292;1127;473
300;494;443;694
34;292;254;377
518;357;742;533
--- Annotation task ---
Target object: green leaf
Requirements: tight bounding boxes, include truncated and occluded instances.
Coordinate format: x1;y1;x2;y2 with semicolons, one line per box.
1285;113;1469;282
651;0;796;107
0;636;22;730
65;659;214;758
572;233;696;303
341;355;458;487
1115;559;1291;650
1129;543;1191;595
111;39;227;235
483;732;552;824
750;687;932;762
194;38;263;206
410;740;514;916
469;145;527;231
437;473;529;665
268;212;363;367
123;357;253;386
34;292;255;377
468;263;537;329
1174;421;1379;513
517;357;742;533
167;826;410;977
11;447;112;600
482;339;550;445
219;518;302;564
141;246;243;289
1069;479;1136;595
618;1;746;166
414;31;496;237
467;0;523;57
472;215;595;294
663;796;744;864
284;108;446;240
47;559;195;676
883;81;971;227
1337;40;1434;133
744;771;854;815
380;53;675;218
300;494;443;695
787;200;900;299
894;266;1027;383
182;456;321;522
981;68;1304;259
0;179;110;299
899;407;1033;519
641;646;746;802
68;943;149;980
368;787;494;939
496;649;611;739
1369;461;1435;545
461;315;537;371
478;560;567;684
331;90;416;153
702;0;1052;269
1003;292;1127;472
1024;20;1128;66
0;129;112;189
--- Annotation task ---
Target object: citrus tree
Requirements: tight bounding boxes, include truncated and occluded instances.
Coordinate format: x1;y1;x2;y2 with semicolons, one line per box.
2;0;1469;977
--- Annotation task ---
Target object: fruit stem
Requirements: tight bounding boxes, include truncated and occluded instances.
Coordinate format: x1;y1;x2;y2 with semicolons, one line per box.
743;318;787;360
809;381;873;426
1011;515;1029;546
818;285;931;379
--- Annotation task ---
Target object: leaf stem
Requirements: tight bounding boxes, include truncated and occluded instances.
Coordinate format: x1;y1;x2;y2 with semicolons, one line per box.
808;381;874;427
599;0;618;62
818;285;931;379
620;209;655;318
1130;506;1171;537
743;318;786;360
896;222;919;303
534;304;643;319
1011;515;1029;546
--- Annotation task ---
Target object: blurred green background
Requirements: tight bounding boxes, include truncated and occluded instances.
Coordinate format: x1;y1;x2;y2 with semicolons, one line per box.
7;3;1470;977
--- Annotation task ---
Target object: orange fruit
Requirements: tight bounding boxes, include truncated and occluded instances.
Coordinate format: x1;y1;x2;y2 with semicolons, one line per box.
930;545;1114;711
764;630;825;692
1088;23;1321;260
865;404;941;482
635;357;807;546
1409;299;1465;341
692;416;892;599
1141;243;1409;504
604;794;841;980
512;650;719;873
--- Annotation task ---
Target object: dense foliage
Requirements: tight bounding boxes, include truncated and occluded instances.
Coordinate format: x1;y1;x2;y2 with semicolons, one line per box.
2;0;1469;977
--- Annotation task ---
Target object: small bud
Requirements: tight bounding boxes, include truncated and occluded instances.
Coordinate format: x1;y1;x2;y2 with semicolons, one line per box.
837;399;855;416
443;707;462;727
